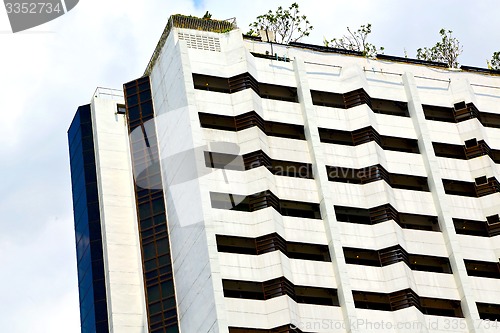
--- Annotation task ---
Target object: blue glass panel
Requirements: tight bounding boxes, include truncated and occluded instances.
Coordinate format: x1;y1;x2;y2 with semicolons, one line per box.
79;285;94;319
76;235;90;262
79;271;93;304
77;251;91;284
68;104;109;333
67;111;81;143
81;306;95;333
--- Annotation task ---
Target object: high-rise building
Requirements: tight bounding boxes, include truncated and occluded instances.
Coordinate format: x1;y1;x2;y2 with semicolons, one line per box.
68;15;500;333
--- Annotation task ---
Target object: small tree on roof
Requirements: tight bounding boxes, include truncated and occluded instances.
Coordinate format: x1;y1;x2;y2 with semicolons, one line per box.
247;2;313;44
487;52;500;70
324;23;384;58
416;29;463;68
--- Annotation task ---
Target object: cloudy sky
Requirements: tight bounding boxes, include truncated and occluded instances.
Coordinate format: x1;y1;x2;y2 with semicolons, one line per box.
0;0;498;331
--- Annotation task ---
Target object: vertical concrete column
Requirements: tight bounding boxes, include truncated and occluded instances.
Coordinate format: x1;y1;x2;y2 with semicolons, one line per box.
449;77;478;105
294;58;361;333
179;44;231;333
152;36;230;333
403;72;483;333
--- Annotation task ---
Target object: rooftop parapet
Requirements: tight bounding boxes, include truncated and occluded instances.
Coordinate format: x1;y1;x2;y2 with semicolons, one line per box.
93;87;124;101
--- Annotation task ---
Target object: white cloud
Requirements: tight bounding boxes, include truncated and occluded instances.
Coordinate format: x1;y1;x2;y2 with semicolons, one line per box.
0;215;79;332
0;1;197;331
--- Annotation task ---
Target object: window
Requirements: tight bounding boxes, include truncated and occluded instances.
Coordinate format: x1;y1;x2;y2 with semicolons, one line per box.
199;112;306;140
423;104;455;122
193;73;298;102
334;205;440;232
310;88;409;117
344;246;452;273
371;98;409;117
477;302;500;321
205;150;313;179
453;218;490;237
464;259;500;279
443;177;500;197
319;127;419;153
210;191;322;219
433;142;466;159
116;104;126;114
479;112;500;128
216;233;331;261
326;164;429;191
222;278;339;306
442;179;477;197
310;90;344;108
353;289;463;317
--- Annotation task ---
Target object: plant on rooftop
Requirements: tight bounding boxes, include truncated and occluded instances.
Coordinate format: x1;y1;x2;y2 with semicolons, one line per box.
170;13;235;33
487;51;500;70
416;29;462;68
324;23;384;58
247;2;313;44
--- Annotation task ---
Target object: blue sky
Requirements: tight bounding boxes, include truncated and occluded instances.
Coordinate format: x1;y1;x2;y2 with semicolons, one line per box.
0;0;499;331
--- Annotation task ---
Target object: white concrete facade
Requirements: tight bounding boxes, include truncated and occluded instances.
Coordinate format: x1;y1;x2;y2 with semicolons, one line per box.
74;21;500;333
146;25;500;333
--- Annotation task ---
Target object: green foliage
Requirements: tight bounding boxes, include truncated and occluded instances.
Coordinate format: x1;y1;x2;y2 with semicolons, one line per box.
488;51;500;70
170;14;234;33
247;2;313;44
416;29;462;68
324;23;384;58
